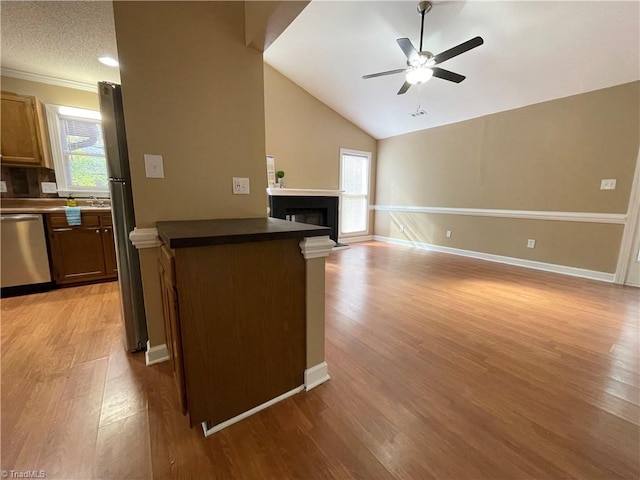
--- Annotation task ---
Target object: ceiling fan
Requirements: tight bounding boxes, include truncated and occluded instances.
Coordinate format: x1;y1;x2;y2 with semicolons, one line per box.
363;1;484;95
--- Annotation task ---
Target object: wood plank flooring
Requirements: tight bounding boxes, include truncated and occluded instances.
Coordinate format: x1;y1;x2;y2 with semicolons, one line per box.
2;241;639;479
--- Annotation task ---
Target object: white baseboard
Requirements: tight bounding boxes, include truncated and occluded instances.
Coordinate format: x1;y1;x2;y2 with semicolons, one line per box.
339;235;374;244
202;385;305;437
373;235;615;283
145;341;169;366
304;361;330;391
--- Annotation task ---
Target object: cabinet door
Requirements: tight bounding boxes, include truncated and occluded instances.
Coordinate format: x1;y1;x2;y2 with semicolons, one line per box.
158;247;188;415
102;226;118;276
166;283;188;415
50;227;107;284
1;93;42;166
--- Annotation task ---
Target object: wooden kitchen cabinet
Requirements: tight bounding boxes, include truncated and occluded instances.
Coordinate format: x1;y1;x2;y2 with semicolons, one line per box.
155;218;330;432
158;245;188;415
1;91;52;168
101;216;118;276
46;212;118;285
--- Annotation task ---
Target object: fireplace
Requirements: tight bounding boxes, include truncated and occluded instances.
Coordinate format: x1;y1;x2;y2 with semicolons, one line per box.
267;188;341;245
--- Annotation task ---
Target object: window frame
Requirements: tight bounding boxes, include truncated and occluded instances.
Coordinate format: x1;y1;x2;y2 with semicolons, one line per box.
339;148;372;238
45;104;110;198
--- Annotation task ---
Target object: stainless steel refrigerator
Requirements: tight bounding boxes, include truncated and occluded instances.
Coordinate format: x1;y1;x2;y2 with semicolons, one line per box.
99;81;148;352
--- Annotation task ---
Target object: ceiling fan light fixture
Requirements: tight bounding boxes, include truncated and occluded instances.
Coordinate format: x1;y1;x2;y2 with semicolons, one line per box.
98;56;119;67
406;67;433;85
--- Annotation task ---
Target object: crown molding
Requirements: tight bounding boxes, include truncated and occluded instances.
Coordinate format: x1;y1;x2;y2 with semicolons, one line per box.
1;68;98;93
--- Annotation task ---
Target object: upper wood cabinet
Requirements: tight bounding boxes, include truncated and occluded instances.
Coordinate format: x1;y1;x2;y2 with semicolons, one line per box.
1;91;52;168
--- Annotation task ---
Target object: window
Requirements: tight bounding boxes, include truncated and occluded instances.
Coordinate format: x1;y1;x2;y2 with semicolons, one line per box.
46;105;109;197
340;148;371;236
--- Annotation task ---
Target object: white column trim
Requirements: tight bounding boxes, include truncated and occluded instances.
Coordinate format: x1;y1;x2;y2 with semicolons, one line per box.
304;361;330;391
614;147;640;284
299;235;336;259
129;227;161;249
145;341;169;366
372;205;626;224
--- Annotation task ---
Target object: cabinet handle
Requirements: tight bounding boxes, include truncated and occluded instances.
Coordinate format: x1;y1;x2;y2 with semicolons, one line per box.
104;229;109;233
53;227;73;232
96;229;100;233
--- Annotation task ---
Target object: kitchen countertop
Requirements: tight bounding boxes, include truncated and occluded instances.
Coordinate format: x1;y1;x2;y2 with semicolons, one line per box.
1;198;111;214
1;206;112;214
156;217;331;249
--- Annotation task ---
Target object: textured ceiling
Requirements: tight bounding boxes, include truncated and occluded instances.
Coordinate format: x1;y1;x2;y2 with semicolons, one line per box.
265;1;640;139
1;0;120;86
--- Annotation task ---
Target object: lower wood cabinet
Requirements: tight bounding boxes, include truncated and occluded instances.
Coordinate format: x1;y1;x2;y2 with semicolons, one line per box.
157;237;306;430
158;245;188;416
46;212;118;285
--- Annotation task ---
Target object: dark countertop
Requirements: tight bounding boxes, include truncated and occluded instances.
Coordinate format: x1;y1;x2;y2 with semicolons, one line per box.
156;217;331;249
1;206;111;214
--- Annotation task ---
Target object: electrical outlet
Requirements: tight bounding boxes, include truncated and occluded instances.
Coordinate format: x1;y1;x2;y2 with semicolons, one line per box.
446;230;452;238
41;182;58;193
527;239;536;248
0;181;6;193
600;179;616;190
399;225;405;233
233;177;250;195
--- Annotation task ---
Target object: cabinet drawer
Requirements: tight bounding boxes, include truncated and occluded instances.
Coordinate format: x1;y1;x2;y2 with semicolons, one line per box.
49;213;100;228
100;214;112;226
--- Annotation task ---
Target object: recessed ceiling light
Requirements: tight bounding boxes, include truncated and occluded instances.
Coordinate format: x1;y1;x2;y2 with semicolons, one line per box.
99;56;119;68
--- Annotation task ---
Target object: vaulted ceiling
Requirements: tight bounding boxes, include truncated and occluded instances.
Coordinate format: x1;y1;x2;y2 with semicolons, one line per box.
2;1;638;139
265;1;640;138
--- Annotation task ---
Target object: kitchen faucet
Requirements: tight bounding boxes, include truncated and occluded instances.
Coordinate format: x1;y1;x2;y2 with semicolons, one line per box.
89;196;106;207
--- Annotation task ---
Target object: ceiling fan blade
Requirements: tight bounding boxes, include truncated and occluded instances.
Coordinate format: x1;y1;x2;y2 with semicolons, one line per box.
397;81;412;95
434;36;484;65
431;67;466;83
362;68;406;80
397;38;419;64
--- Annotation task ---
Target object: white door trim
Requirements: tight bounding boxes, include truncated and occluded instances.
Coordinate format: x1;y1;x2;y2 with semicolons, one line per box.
614;147;640;284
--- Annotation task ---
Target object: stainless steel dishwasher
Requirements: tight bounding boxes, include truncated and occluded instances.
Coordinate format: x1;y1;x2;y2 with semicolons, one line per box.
1;213;52;288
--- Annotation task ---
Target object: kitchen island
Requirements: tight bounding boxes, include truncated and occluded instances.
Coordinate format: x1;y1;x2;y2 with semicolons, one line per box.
155;217;334;436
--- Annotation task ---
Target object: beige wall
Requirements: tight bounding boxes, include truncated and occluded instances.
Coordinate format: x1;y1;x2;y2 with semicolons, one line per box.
113;1;268;346
1;76;99;110
264;64;378;234
375;82;640;273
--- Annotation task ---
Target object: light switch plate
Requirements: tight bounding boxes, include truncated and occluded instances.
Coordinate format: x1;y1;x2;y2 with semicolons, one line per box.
233;177;250;195
600;179;616;190
0;181;6;193
41;182;58;193
144;154;164;179
527;239;536;248
446;230;452;238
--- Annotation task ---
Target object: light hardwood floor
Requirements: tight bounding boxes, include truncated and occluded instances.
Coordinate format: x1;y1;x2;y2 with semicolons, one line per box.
2;241;639;479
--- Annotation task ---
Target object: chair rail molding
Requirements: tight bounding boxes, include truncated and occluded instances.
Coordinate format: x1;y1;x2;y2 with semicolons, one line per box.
372;205;626;224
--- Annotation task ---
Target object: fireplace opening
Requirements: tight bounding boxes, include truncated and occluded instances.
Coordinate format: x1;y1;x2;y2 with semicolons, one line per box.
285;208;327;227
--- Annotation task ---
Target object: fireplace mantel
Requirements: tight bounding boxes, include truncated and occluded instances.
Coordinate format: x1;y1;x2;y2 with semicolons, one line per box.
266;188;342;197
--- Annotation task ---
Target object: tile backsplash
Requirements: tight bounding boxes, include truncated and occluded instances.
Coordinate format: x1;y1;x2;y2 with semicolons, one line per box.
0;166;58;198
